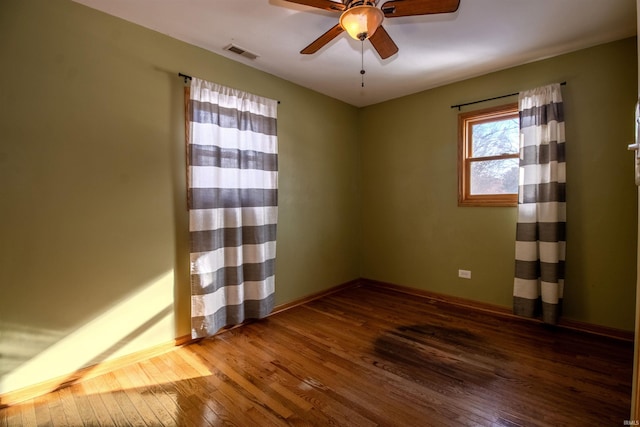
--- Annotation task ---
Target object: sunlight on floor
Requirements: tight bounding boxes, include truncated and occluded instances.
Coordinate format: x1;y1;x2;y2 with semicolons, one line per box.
77;346;212;395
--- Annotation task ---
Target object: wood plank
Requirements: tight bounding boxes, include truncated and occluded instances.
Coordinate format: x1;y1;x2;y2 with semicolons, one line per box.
219;329;353;426
32;394;53;426
19;399;38;426
77;377;118;426
81;374;131;427
99;372;147;427
56;387;84;427
119;364;176;427
187;341;290;425
0;401;27;427
113;365;167;427
65;383;99;427
160;347;241;425
46;391;69;426
137;357;210;427
212;331;353;424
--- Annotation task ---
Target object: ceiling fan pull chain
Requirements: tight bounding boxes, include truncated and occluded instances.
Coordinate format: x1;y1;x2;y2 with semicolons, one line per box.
360;40;365;88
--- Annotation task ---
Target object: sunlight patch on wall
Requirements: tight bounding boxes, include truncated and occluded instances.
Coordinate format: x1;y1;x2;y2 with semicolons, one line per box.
1;271;177;394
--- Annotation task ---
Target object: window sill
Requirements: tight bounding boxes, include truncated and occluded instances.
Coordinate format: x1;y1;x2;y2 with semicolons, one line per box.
458;197;517;207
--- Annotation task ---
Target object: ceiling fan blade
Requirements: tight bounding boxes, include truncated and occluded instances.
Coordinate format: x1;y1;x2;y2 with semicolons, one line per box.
301;24;345;54
369;26;398;59
282;0;346;12
381;0;460;17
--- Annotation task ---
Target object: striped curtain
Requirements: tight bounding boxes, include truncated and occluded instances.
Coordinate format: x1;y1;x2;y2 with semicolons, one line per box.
513;83;565;325
187;78;278;339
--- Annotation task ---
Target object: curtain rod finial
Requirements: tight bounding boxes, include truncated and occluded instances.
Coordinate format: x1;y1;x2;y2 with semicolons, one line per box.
178;72;192;84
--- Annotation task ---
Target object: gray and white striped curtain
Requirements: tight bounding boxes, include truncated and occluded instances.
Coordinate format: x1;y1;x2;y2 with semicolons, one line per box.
513;83;565;325
188;78;278;339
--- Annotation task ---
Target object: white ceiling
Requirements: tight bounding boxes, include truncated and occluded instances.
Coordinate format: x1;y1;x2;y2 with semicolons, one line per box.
72;0;636;107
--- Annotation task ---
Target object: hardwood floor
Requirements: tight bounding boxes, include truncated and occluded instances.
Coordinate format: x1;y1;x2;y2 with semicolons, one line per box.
0;284;634;426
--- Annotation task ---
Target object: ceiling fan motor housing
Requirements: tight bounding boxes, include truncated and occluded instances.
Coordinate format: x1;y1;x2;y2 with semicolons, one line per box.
340;0;384;40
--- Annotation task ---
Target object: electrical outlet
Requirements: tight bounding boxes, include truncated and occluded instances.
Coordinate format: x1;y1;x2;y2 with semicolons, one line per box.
458;269;471;279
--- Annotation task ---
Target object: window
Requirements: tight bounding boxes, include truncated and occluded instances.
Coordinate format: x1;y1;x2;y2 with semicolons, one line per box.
458;103;519;206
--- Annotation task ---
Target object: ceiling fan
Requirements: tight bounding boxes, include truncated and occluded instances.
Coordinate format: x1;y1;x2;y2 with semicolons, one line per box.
283;0;461;59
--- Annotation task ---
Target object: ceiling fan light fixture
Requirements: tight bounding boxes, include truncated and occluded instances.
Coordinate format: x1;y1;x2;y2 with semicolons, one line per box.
339;2;384;41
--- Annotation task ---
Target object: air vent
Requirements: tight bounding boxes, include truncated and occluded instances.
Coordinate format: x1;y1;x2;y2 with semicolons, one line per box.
224;44;258;60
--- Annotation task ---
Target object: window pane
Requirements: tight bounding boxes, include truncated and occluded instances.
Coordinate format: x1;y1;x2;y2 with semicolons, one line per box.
470;158;519;195
471;118;519;157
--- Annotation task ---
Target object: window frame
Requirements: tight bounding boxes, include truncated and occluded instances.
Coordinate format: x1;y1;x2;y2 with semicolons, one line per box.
458;103;519;207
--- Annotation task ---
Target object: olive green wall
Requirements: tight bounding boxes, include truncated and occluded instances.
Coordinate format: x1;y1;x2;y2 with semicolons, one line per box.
359;37;638;332
0;0;360;394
